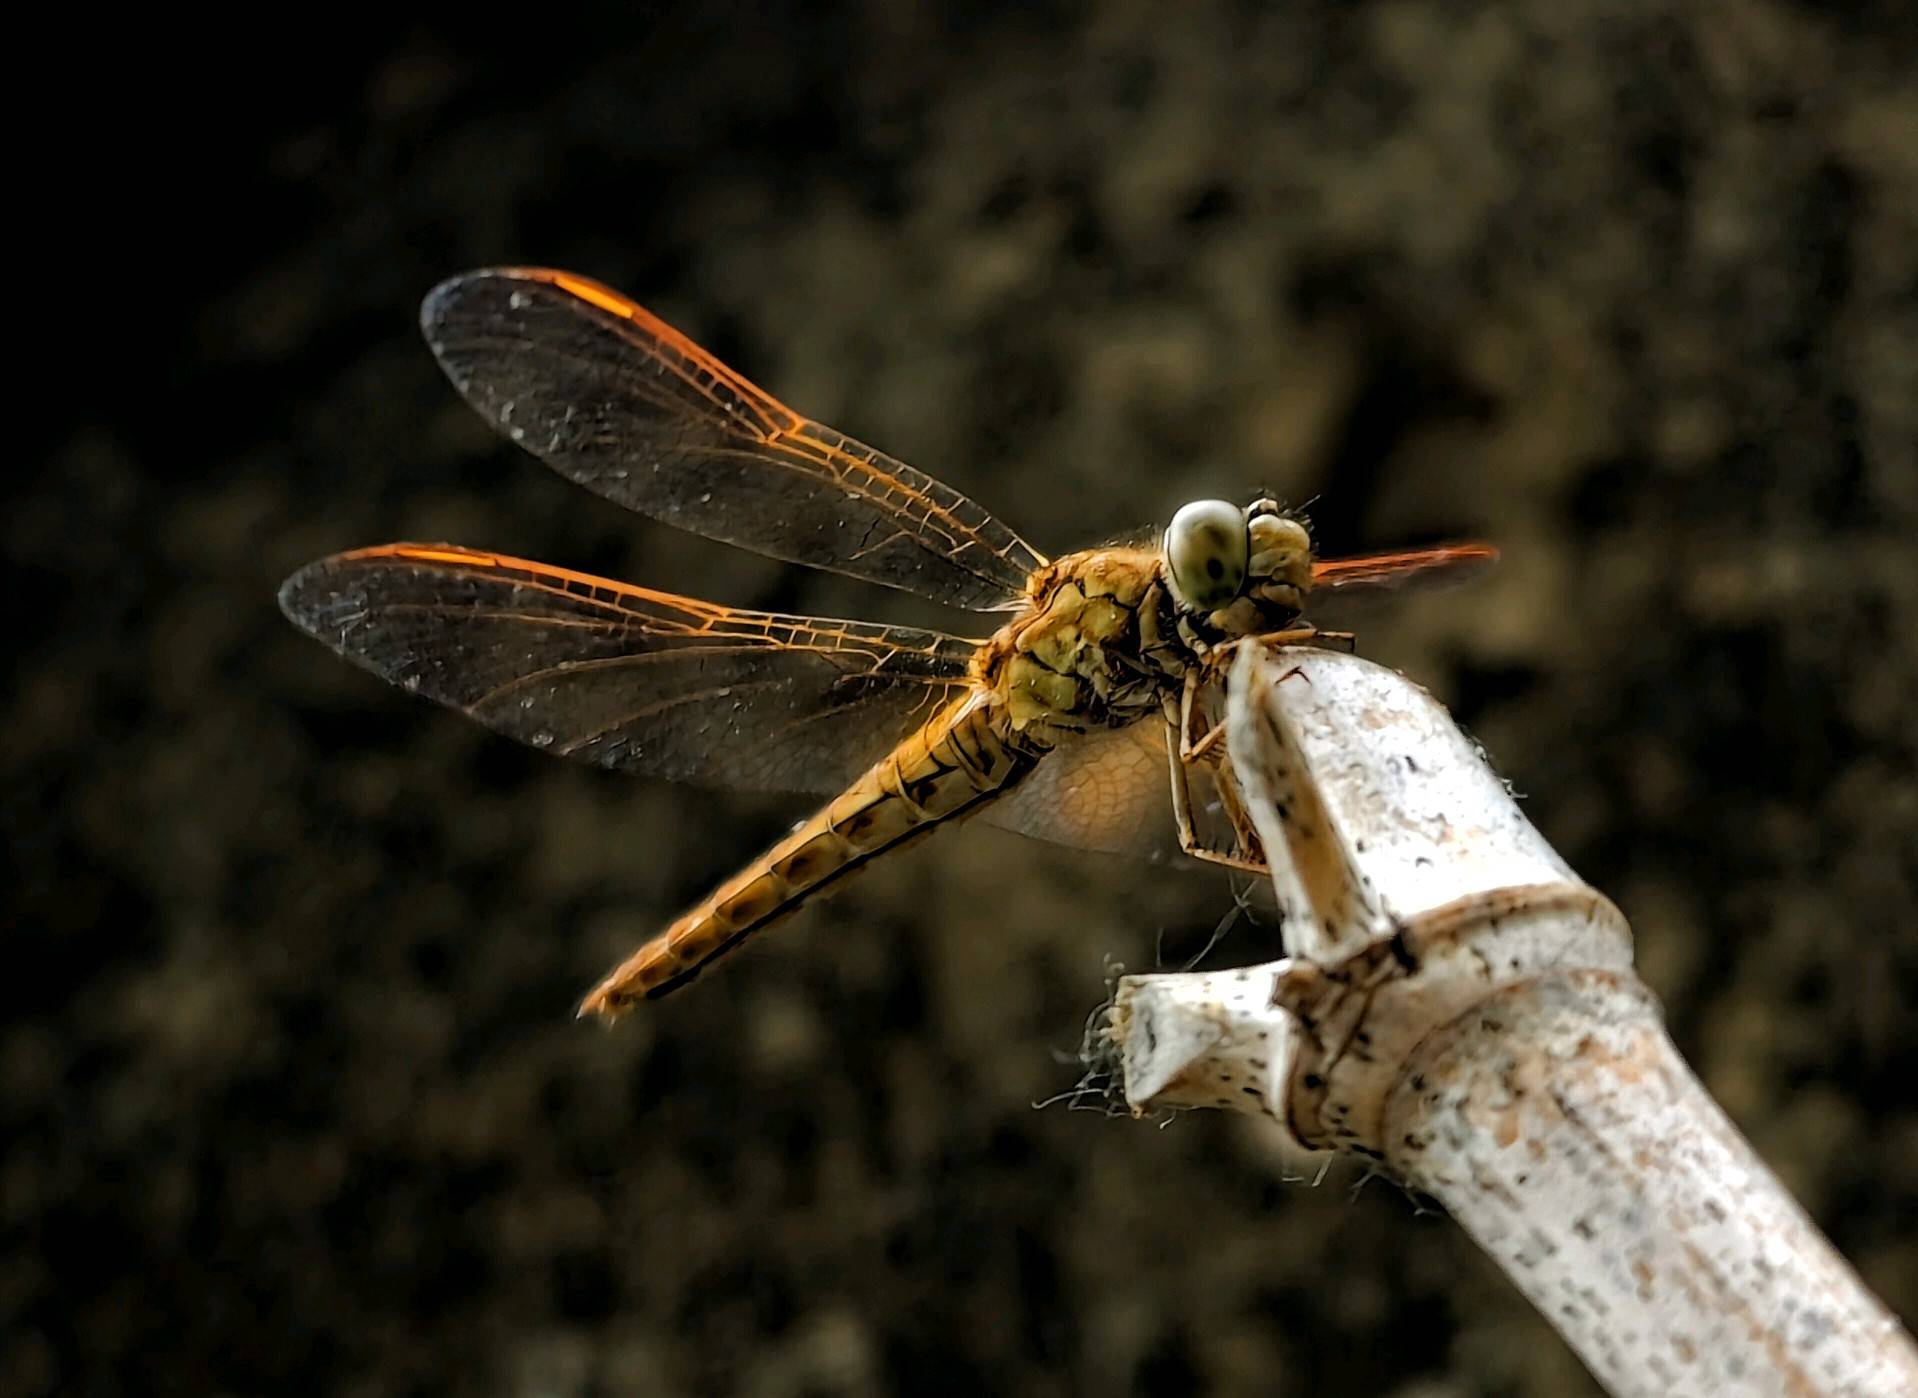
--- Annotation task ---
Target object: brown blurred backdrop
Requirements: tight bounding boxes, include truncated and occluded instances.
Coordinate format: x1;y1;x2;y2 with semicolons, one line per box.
7;2;1915;1394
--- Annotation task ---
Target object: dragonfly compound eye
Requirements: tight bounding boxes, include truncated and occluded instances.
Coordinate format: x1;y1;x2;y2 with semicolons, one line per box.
1164;499;1249;611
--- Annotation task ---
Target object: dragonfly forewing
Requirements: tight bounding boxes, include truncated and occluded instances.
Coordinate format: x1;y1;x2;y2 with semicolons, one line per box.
279;543;980;795
422;269;1047;611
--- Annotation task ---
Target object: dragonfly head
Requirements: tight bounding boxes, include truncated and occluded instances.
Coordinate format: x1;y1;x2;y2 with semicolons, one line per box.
1163;497;1313;630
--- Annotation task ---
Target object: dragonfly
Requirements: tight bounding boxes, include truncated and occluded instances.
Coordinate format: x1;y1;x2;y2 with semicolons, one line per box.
280;268;1494;1020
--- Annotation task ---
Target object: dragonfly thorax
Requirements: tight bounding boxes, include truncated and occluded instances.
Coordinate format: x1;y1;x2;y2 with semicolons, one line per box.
982;501;1316;737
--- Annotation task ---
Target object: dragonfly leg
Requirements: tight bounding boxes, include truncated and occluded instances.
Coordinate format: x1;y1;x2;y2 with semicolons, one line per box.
1166;714;1202;859
1167;681;1270;874
1175;626;1321;766
1172;798;1271;874
1244;623;1328;652
1176;666;1211;762
1209;758;1269;870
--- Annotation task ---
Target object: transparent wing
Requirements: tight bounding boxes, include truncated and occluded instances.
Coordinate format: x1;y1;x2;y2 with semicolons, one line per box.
421;268;1046;612
279;543;978;794
982;721;1183;861
1310;543;1497;592
1304;543;1498;630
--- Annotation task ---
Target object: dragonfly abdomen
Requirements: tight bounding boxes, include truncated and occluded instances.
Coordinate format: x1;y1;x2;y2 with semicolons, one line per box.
578;692;1047;1017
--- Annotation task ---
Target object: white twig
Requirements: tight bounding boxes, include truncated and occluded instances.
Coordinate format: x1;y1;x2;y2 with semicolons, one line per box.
1106;644;1918;1398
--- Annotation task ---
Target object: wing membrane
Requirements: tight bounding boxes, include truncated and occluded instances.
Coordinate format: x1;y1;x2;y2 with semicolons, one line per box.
981;721;1181;861
279;543;978;794
421;268;1045;611
1310;542;1497;591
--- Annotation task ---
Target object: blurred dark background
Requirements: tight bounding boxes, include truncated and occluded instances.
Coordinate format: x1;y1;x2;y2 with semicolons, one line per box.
8;2;1916;1394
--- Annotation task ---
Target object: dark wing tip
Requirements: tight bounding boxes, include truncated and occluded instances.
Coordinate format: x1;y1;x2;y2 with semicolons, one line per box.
419;266;578;342
421;268;498;354
277;553;385;658
278;545;434;648
278;555;340;637
420;267;529;355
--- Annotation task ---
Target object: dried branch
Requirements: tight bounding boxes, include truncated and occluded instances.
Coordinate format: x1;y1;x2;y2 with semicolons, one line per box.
1106;644;1918;1398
